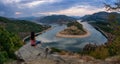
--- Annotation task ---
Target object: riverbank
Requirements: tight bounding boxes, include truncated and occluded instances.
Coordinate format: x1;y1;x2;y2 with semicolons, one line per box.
56;29;90;38
93;26;108;39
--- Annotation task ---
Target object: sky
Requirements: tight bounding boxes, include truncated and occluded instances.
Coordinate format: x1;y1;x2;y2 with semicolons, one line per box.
0;0;116;18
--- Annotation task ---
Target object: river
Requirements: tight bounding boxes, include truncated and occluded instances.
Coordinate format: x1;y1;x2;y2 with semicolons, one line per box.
26;20;107;52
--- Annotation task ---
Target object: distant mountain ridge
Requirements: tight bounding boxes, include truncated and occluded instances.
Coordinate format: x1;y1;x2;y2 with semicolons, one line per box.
81;12;109;22
81;11;120;22
17;16;38;21
37;15;77;24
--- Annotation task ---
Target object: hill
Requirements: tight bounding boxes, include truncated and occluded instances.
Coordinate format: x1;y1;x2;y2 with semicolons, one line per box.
82;12;120;60
0;26;23;64
56;22;90;38
81;11;120;23
37;15;77;24
65;22;86;35
81;12;109;22
17;16;37;21
0;16;50;39
0;16;50;64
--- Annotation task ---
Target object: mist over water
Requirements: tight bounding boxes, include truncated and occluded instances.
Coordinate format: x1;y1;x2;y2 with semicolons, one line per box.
27;20;107;51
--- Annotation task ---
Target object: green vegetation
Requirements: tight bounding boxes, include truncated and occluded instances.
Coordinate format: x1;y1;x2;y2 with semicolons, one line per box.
51;47;62;53
0;27;23;64
60;22;86;35
39;15;77;24
83;14;120;59
67;22;85;31
0;16;50;39
0;16;50;64
89;47;109;59
91;22;113;33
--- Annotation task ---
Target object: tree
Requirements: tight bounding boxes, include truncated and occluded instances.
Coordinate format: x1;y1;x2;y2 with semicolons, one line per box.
0;27;23;64
104;0;120;30
104;0;120;11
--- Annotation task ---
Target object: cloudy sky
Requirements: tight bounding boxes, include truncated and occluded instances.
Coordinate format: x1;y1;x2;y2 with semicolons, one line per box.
0;0;116;18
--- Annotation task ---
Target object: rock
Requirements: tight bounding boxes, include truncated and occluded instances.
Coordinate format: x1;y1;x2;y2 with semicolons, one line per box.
15;42;120;64
15;43;45;62
105;56;120;64
78;59;84;63
15;43;66;64
80;55;95;62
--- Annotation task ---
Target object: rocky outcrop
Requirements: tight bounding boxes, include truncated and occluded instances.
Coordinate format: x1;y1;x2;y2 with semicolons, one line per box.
15;43;120;64
15;43;66;64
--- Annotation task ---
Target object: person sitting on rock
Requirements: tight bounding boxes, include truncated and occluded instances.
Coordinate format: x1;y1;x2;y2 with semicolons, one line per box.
30;32;36;47
30;32;42;47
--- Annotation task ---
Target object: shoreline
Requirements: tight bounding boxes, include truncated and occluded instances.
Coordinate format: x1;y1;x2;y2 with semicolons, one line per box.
56;29;90;38
93;26;108;39
22;27;52;42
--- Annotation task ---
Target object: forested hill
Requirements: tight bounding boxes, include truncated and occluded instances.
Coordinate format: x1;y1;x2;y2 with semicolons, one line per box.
81;11;120;23
82;11;120;60
0;27;23;64
17;16;38;21
0;16;50;64
0;16;50;39
37;15;77;24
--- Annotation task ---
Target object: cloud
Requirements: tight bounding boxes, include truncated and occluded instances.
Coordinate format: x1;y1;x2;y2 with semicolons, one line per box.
0;0;108;17
19;0;45;8
0;11;5;16
38;5;105;16
15;12;22;15
16;0;62;9
0;0;20;4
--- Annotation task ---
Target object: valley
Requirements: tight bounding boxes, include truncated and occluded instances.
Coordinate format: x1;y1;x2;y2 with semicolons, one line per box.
0;11;120;64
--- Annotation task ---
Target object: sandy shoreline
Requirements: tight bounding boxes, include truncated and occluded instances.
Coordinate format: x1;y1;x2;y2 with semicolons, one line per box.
56;29;90;38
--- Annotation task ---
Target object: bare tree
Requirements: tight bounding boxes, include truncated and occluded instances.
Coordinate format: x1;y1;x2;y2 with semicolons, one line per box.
104;0;120;30
104;0;120;12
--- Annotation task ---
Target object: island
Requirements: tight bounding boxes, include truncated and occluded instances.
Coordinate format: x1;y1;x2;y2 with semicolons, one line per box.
56;22;90;38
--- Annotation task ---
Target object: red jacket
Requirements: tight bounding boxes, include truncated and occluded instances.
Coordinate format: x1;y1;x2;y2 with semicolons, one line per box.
31;40;36;46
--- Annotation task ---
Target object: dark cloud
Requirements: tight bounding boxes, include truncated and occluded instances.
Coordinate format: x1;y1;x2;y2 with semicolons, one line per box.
0;2;15;17
0;0;111;17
